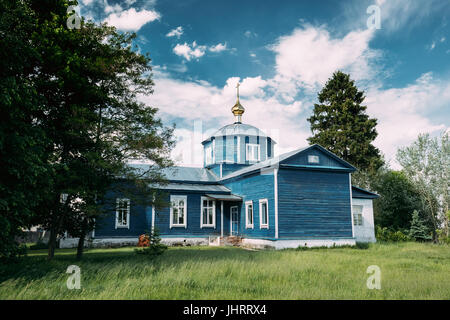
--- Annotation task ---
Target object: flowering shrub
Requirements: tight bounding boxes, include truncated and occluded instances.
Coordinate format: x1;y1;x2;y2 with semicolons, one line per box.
135;228;167;257
137;234;150;247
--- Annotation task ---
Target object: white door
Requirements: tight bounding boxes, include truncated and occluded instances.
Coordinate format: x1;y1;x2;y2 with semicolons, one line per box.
230;206;239;236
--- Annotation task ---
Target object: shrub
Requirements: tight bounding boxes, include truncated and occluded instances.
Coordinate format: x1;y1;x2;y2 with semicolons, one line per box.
376;226;411;242
134;228;167;257
29;239;48;250
0;241;27;263
436;229;450;244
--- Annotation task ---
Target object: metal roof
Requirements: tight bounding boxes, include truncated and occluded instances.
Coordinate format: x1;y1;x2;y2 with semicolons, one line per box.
202;123;274;144
149;182;230;192
352;186;379;199
205;194;243;201
128;164;219;183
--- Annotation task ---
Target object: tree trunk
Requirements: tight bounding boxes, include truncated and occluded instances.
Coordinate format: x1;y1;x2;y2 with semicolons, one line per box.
47;227;57;260
76;219;88;260
76;231;85;260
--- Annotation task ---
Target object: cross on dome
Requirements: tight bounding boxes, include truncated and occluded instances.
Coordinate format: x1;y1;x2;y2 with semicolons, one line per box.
231;81;245;123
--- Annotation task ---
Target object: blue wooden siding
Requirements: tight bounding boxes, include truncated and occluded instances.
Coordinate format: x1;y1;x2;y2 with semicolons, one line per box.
154;191;223;237
221;163;249;177
96;188;229;238
95;189;152;238
281;146;346;168
223;171;275;239
277;169;352;238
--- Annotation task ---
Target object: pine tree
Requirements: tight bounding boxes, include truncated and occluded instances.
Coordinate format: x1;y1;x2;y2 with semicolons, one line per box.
409;210;432;242
307;71;383;172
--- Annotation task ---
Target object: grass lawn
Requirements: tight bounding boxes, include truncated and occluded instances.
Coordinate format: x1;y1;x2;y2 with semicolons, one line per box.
0;242;449;299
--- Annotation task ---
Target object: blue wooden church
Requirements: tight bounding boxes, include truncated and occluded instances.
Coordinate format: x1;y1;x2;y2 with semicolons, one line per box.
62;85;378;249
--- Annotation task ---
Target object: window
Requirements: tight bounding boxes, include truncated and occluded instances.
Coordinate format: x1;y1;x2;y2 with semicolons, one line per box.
245;201;253;228
246;143;260;161
116;198;130;229
170;195;187;228
308;155;319;164
353;205;363;226
205;145;213;165
201;197;216;228
259;199;269;229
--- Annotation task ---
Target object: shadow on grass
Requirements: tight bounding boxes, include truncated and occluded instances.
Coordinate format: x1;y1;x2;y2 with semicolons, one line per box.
0;246;257;285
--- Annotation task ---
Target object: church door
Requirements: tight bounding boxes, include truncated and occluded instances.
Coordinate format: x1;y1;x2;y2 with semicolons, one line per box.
230;206;239;236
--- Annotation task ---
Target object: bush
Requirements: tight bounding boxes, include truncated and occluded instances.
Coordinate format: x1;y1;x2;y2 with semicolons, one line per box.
436;229;450;244
134;228;167;257
29;239;48;250
376;226;411;242
0;242;27;263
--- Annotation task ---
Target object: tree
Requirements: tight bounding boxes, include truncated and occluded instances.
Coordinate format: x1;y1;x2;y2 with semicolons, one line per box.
397;132;449;242
28;1;175;260
1;0;174;260
0;0;53;261
372;170;426;231
409;210;432;242
307;71;383;173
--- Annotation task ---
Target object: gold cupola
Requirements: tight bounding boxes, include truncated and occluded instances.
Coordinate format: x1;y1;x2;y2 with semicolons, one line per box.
231;82;245;123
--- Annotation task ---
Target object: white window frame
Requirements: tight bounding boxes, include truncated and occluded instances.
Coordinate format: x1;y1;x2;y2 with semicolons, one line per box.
259;199;269;229
246;143;260;162
170;195;187;228
200;196;216;228
205;145;213;165
245;200;254;229
352;205;364;226
115;198;130;229
308;155;319;164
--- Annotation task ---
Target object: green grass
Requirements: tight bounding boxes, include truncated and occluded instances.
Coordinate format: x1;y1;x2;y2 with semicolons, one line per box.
0;242;449;299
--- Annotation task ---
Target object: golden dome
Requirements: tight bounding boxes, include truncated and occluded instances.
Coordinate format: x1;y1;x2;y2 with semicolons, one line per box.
231;82;245;123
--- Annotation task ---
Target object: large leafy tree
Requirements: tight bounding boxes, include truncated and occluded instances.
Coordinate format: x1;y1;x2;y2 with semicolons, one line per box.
397;132;449;241
371;170;428;231
1;0;175;260
0;0;53;261
307;71;383;173
31;0;174;260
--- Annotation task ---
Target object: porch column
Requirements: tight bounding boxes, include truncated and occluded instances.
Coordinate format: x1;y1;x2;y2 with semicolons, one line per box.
221;201;224;237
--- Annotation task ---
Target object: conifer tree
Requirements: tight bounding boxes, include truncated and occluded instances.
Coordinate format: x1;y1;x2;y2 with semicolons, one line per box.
307;71;383;173
409;210;432;241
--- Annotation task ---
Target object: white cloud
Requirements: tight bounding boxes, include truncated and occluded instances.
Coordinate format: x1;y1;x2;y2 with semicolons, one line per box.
104;3;122;14
209;43;227;52
365;72;450;167
173;41;229;61
103;8;160;31
244;30;257;38
375;0;448;33
270;26;379;92
173;42;207;61
166;26;184;38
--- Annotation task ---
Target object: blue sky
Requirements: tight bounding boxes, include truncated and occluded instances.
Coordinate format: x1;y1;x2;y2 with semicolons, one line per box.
79;0;450;168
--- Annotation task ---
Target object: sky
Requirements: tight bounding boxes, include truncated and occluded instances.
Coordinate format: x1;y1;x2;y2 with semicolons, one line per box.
78;0;450;168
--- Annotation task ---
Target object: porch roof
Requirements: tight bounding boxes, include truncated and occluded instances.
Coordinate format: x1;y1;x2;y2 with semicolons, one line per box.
204;194;243;201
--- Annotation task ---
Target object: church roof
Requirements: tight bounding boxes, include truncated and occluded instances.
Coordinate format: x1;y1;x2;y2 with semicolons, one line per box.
201;123;273;144
352;186;379;199
129;164;219;183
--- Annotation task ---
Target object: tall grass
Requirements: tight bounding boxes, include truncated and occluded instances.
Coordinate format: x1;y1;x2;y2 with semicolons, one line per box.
0;242;449;299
